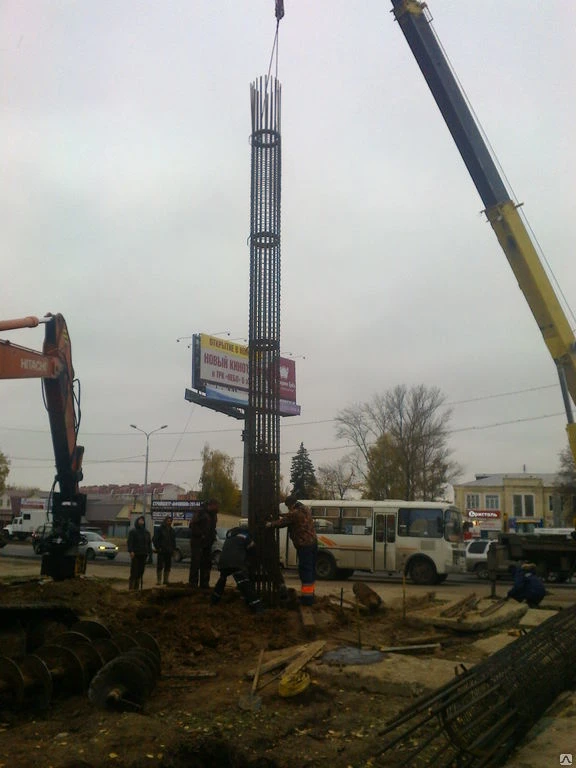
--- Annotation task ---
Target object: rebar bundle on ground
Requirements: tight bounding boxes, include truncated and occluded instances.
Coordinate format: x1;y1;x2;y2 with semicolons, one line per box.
376;603;576;767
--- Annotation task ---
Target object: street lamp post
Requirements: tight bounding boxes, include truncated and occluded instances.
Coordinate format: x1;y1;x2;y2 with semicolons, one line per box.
130;424;168;545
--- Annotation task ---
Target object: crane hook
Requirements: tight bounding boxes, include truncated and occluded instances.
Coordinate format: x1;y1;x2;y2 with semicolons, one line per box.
275;0;284;22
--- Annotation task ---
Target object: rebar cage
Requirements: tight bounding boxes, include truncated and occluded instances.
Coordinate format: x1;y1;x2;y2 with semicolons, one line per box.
247;76;283;602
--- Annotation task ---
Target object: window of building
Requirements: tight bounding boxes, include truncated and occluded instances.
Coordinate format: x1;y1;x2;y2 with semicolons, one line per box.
513;494;535;517
485;494;500;510
466;494;480;509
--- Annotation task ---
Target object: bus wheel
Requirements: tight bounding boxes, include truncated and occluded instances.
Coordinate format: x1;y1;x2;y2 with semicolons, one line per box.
315;553;338;580
409;557;437;585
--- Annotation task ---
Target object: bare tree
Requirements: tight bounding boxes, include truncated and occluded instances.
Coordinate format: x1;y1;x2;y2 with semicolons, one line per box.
336;384;460;500
0;451;9;495
555;444;576;525
317;457;357;500
199;444;240;514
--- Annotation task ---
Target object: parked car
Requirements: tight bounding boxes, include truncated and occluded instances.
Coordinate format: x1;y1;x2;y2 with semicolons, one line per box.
466;539;500;579
32;524;53;554
78;531;119;561
172;525;228;567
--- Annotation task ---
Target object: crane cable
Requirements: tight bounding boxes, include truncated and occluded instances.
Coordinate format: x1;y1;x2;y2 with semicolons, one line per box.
262;0;284;109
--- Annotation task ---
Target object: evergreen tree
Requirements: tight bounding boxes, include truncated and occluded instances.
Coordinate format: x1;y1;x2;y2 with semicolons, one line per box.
289;443;318;499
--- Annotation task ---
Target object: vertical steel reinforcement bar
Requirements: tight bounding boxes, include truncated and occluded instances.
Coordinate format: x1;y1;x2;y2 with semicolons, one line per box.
246;76;283;603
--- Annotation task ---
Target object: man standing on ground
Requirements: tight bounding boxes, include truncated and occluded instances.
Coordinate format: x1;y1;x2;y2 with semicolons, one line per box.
188;499;218;589
153;515;176;586
266;494;317;605
127;515;152;590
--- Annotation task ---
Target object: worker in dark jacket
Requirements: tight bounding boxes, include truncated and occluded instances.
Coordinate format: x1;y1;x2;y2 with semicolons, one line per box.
188;499;218;588
507;563;546;608
127;515;152;590
153;516;176;586
266;494;318;605
211;527;263;613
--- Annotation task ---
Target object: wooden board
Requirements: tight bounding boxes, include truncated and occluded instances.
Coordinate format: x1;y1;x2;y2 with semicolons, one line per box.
282;640;326;677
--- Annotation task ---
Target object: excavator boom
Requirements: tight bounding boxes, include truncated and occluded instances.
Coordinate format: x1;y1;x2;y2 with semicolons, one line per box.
0;313;86;579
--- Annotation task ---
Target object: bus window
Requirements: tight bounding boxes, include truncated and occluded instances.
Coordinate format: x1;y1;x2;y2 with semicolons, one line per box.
342;507;373;535
398;508;443;538
323;507;341;533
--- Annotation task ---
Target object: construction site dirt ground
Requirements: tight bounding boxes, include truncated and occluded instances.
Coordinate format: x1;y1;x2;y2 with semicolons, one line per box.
0;558;575;768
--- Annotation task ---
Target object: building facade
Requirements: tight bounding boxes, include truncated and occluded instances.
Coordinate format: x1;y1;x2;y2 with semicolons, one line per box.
453;473;575;538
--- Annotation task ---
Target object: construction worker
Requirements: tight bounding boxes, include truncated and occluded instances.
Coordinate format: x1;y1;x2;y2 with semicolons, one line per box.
188;499;218;589
127;515;152;590
210;526;263;613
266;494;318;605
153;516;176;586
507;563;546;608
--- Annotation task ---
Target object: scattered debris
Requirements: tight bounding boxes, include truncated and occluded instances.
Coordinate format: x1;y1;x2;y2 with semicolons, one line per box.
278;640;326;697
439;593;479;618
353;582;383;613
377;642;441;655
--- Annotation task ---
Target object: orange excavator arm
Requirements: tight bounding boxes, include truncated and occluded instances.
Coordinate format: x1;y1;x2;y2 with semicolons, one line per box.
0;313;86;579
0;315;61;379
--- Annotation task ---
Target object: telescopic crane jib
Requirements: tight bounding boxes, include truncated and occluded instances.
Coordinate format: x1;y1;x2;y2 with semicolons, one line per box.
0;313;86;580
390;0;576;465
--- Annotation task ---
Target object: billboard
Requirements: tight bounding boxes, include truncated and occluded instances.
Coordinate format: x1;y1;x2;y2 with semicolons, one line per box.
150;499;202;523
204;383;301;416
466;509;502;532
192;334;300;416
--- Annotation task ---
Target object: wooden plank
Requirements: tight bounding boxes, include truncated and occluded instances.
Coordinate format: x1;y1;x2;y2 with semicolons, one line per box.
378;643;441;654
440;593;477;617
479;598;508;617
282;640;326;677
244;644;309;680
299;604;317;630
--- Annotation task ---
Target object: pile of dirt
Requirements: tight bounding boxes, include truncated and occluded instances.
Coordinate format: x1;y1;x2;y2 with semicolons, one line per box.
0;577;480;768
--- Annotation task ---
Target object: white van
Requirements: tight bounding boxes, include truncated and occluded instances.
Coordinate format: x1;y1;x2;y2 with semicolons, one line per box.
3;499;51;541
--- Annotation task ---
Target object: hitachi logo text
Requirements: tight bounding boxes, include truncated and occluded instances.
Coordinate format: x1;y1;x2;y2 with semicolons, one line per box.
21;359;48;372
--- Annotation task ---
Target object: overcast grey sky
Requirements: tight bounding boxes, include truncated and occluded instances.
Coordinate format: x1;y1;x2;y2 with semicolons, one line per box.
2;0;575;496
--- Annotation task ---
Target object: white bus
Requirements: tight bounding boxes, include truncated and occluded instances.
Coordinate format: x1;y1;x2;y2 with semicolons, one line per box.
278;499;466;585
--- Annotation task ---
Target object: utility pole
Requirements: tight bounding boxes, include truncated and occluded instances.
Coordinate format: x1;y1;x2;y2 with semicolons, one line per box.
130;423;167;559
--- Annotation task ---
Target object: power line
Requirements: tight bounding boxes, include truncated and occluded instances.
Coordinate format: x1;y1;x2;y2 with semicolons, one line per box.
7;409;567;467
0;380;560;439
445;383;558;406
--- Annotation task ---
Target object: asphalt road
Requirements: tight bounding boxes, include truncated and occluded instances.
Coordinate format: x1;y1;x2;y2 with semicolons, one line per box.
2;541;576;594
